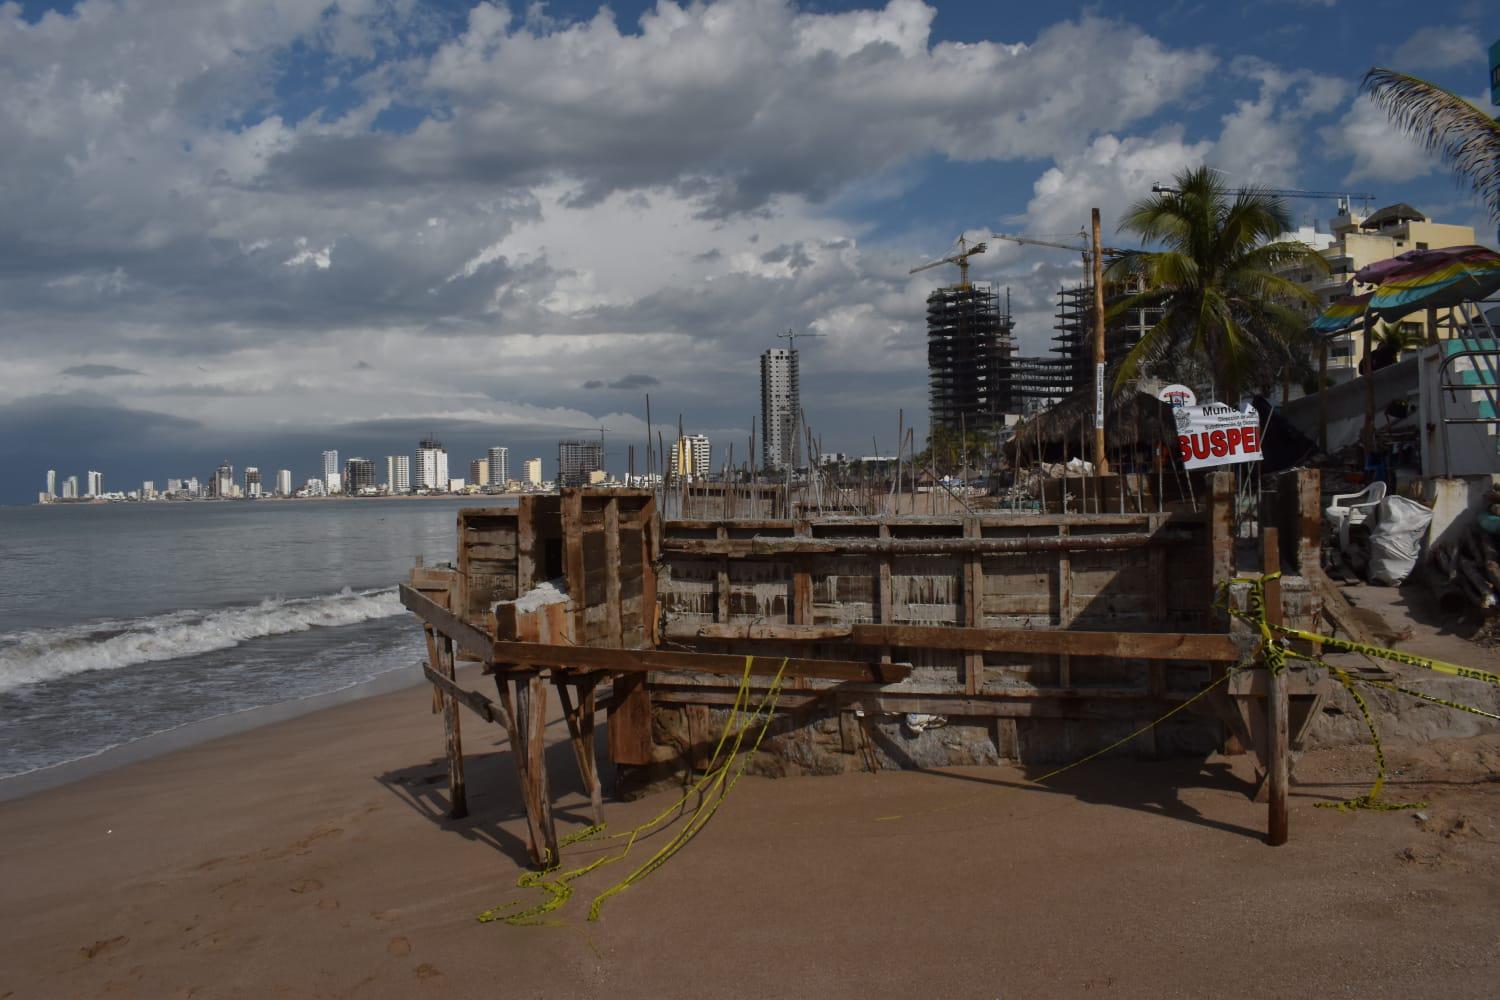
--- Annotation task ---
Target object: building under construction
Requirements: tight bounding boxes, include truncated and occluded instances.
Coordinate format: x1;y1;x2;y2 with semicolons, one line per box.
1052;276;1163;397
926;282;1015;435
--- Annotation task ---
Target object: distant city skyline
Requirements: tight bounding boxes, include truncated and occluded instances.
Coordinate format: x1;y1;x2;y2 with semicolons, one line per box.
33;434;567;504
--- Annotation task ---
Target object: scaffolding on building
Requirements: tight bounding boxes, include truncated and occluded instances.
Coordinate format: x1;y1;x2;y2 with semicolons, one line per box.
926;282;1015;435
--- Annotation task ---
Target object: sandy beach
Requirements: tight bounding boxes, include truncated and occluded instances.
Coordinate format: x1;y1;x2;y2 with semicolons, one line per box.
2;643;1499;999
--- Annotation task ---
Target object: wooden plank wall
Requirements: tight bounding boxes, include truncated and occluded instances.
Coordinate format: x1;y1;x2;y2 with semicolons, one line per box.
455;509;520;658
655;512;1216;700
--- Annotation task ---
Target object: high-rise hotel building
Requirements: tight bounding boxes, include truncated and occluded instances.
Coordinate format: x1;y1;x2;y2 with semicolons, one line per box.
760;347;799;471
386;455;411;494
487;446;509;487
416;439;448;491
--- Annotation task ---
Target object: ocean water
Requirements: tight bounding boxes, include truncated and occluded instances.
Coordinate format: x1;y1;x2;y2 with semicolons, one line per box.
0;497;509;778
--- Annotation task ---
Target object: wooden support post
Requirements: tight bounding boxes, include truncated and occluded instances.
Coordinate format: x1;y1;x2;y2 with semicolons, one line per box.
993;718;1018;761
1207;471;1235;623
605;497;623;643
422;627;467;819
877;522;894;668
963;516;984;695
1147;514;1166;698
641;497;659;646
562;490;585;641
1264;528;1289;847
514;670;558;866
555;676;604;826
716;525;731;625
1056;524;1072;688
791;521;813;691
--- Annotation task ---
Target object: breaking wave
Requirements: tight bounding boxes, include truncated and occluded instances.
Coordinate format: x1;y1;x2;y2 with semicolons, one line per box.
0;587;404;694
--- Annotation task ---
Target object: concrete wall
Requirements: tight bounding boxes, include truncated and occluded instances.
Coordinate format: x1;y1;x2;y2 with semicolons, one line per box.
1280;354;1418;454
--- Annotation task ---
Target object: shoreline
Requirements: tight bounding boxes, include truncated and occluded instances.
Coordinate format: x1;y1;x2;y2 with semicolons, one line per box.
0;662;426;803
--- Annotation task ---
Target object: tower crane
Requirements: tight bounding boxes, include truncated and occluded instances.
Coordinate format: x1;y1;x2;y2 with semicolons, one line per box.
777;328;822;351
909;235;988;290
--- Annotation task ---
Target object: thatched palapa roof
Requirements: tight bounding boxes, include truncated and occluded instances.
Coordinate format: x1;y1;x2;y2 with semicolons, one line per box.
1005;389;1176;464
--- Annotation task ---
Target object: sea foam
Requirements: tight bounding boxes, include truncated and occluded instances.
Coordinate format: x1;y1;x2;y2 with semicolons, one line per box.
0;587;404;694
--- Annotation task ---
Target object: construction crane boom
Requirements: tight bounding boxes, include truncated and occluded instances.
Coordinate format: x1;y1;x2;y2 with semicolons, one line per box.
776;328;822;352
909;235;987;290
991;232;1126;262
1151;182;1377;207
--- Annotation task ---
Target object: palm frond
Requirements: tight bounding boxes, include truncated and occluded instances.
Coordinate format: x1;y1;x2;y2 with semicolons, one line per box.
1360;67;1500;223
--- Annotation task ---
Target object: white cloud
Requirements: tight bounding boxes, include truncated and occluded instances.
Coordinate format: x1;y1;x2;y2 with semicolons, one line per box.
1392;27;1485;71
1325;95;1435;184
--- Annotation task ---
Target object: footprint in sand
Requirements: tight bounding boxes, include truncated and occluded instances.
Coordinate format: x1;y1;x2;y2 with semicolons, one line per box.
317;898;340;911
369;910;399;922
387;937;411;956
414;963;444;981
289;879;323;894
79;936;128;960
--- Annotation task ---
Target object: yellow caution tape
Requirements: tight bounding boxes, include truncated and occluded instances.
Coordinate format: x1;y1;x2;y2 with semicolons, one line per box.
478;655;791;926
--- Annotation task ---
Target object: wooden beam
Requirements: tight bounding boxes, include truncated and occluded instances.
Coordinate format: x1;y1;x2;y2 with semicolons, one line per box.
514;671;558;866
492;640;911;683
1264;527;1289;847
646;687;1204;719
877;522;894;668
562;491;586;642
641;498;659;645
516;496;538;592
847;624;1241;662
426;629;467;820
399;585;495;662
422;663;509;727
663;531;1194;558
1147;514;1166;697
555;676;603;826
1057;524;1072;688
605;497;623;644
963;516;984;695
665;621;853;641
715;524;731;624
609;672;653;766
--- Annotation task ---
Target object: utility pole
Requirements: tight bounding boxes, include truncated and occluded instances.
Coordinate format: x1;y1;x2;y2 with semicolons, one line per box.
1091;208;1111;475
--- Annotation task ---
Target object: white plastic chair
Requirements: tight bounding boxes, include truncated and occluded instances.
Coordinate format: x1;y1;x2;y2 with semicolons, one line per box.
1324;481;1387;553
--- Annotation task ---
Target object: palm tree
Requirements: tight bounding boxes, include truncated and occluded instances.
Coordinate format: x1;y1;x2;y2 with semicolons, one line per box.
1105;166;1327;400
1360;68;1500;225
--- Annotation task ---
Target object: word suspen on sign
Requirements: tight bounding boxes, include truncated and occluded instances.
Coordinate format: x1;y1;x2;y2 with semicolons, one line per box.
1174;403;1262;469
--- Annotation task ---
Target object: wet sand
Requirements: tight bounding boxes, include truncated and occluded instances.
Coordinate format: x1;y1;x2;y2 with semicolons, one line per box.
3;658;1499;999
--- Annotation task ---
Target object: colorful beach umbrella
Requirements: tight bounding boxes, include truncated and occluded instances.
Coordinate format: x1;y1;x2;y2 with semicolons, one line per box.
1366;245;1500;319
1311;292;1373;334
1352;247;1443;286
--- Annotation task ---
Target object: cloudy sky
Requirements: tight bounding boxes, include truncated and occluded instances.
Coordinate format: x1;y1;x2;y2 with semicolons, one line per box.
2;0;1495;502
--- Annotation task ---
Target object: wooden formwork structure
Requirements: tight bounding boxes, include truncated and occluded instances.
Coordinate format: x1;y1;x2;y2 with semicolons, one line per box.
401;472;1327;863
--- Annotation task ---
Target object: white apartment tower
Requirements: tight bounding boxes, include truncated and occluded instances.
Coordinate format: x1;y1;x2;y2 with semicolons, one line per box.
416;439;448;491
276;469;293;496
487;446;509;486
46;469;56;498
244;467;262;498
62;475;79;498
523;457;543;486
86;470;103;497
386;455;411;494
670;434;712;482
760;347;799;471
469;459;489;487
321;450;341;494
